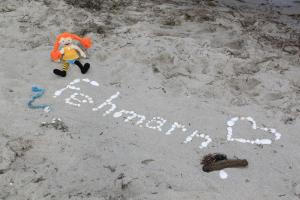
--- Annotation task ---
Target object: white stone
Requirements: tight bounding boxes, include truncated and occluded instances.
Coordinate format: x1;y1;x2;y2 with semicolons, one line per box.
259;139;272;144
90;81;100;86
227;120;235;127
219;170;228;179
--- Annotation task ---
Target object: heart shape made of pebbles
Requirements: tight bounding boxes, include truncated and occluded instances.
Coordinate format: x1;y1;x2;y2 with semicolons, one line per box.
226;116;281;145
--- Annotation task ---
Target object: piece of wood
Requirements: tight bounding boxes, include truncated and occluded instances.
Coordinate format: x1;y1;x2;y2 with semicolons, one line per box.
202;159;248;172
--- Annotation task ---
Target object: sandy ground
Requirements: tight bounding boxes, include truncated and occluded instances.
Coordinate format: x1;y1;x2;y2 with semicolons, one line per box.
0;0;300;199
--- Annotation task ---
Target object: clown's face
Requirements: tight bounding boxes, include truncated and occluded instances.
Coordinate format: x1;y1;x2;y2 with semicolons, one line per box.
59;37;73;46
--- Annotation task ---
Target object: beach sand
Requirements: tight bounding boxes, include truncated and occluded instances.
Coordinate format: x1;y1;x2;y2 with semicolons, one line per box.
0;0;299;199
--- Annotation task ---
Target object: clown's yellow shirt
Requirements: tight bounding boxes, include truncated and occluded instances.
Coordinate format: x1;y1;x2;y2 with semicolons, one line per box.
62;46;79;60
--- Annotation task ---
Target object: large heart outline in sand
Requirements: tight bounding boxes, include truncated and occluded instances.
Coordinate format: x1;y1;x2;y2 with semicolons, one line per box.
226;116;281;145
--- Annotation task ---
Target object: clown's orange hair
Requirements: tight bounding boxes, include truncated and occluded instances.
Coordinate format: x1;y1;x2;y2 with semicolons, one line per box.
51;32;92;61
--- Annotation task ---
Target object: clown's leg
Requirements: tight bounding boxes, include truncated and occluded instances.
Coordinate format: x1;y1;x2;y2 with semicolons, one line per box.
53;61;69;77
74;60;90;74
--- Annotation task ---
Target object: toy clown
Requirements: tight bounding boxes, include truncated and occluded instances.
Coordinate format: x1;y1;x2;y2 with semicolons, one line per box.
51;32;92;77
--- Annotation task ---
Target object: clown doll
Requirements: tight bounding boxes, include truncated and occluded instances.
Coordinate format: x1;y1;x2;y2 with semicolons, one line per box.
51;32;92;77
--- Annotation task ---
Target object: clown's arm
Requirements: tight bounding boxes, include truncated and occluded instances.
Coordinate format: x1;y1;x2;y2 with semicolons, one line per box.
72;45;86;58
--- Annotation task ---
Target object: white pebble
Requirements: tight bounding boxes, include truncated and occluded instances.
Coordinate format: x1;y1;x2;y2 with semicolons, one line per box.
44;106;50;113
113;112;122;118
259;139;272;144
270;128;276;133
227;120;235;127
235;138;246;143
184;136;192;143
219;170;228;179
246;116;254;121
90;81;100;86
275;133;281;140
227;127;232;134
231;117;239;122
54;89;64;97
70;79;80;85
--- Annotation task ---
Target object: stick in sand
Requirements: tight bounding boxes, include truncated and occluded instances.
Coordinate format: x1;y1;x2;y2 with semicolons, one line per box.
201;153;248;172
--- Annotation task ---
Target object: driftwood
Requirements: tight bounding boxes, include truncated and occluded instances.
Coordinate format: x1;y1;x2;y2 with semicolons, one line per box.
201;153;248;172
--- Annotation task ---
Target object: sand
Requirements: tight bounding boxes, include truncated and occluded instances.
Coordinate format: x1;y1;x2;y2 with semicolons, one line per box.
0;0;299;199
